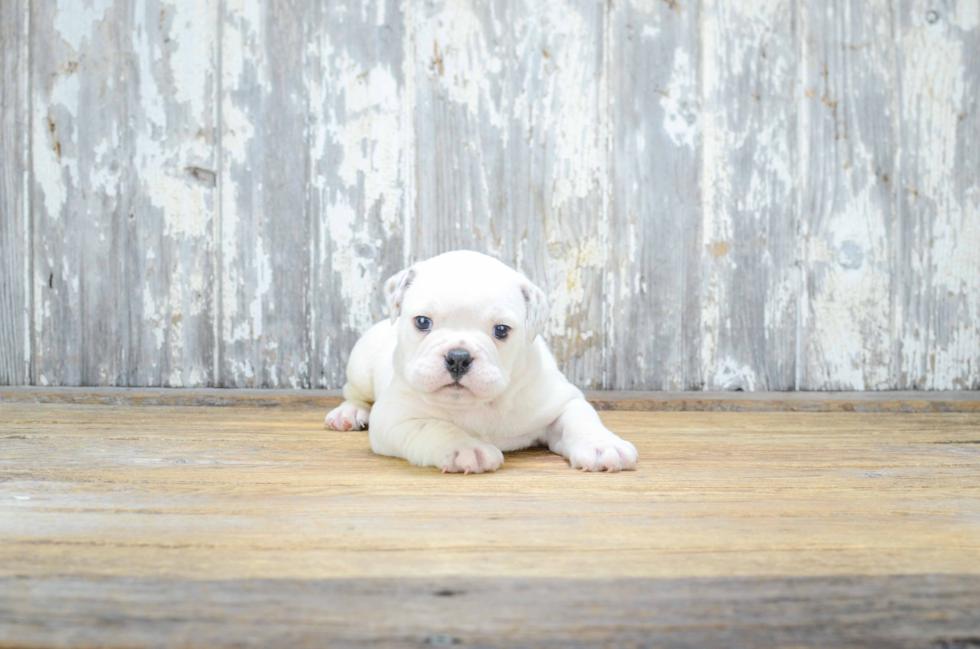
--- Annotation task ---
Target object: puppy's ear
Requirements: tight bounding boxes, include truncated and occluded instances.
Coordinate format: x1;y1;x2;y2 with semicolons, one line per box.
520;279;549;341
384;267;416;323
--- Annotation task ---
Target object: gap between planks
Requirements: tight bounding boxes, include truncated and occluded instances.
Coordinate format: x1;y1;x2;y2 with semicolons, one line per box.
0;386;977;411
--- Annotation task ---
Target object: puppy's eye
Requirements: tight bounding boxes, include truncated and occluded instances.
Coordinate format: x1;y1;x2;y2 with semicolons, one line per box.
493;324;510;340
414;316;432;332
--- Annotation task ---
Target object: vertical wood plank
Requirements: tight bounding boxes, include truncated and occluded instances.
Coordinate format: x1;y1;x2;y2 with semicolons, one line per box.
31;0;218;387
699;0;799;390
799;0;899;389
607;0;702;390
897;0;980;390
306;0;409;389
219;0;310;387
0;0;30;385
412;0;608;387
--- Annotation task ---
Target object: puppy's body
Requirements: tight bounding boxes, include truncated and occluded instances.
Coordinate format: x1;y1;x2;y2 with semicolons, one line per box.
325;251;638;473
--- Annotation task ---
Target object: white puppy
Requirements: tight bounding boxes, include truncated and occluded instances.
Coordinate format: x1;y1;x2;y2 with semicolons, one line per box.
324;250;638;474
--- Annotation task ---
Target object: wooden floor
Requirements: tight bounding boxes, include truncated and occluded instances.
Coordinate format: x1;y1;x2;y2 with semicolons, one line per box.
2;397;979;647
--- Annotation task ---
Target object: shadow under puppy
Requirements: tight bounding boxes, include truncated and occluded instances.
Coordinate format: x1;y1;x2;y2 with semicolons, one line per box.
324;250;638;474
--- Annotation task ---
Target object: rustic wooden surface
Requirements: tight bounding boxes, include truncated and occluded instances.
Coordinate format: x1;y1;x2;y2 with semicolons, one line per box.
700;0;800;391
801;0;897;391
608;0;702;391
30;0;219;388
1;0;978;391
0;0;30;385
3;575;980;648
897;0;980;391
1;402;979;646
3;386;980;412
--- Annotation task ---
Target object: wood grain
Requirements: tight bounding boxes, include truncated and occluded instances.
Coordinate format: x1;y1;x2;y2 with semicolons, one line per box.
700;0;800;390
219;0;311;388
412;0;608;388
800;0;900;390
306;0;409;389
2;0;979;390
2;575;979;648
2;403;979;580
1;403;979;646
30;0;218;388
2;386;980;411
897;0;980;390
607;0;702;390
0;0;30;385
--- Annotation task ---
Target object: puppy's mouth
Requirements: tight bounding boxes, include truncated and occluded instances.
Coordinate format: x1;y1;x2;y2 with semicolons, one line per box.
442;381;470;392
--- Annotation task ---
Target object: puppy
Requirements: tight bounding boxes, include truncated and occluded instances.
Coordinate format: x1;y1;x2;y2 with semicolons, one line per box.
324;250;638;474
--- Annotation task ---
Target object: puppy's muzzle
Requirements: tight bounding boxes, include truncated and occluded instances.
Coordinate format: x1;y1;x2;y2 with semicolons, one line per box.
444;348;472;381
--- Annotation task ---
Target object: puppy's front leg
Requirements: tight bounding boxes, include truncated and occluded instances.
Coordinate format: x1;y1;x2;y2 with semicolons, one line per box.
547;399;638;472
324;383;372;431
371;418;504;474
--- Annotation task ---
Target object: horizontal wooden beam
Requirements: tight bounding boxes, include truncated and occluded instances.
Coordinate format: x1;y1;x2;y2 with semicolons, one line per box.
3;574;979;649
0;386;977;412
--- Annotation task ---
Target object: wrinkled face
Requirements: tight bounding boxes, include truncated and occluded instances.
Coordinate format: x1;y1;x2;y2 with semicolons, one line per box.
385;254;547;408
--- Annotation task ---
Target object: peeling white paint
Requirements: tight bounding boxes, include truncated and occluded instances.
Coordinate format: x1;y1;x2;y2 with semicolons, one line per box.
713;358;758;391
544;237;602;339
416;2;505;130
952;0;980;30
699;0;728;381
33;70;79;221
52;0;113;52
660;48;699;149
13;0;979;391
248;234;271;340
900;4;979;389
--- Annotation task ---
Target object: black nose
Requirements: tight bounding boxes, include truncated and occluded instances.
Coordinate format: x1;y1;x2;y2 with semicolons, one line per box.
445;348;473;380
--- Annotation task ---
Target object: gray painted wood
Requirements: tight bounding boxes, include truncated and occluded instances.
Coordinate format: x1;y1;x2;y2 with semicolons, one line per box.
412;0;608;388
800;0;900;390
700;0;800;390
306;0;408;389
608;0;702;390
0;0;30;385
1;0;978;390
3;385;980;412
3;574;980;648
30;0;218;387
897;0;980;390
219;0;312;388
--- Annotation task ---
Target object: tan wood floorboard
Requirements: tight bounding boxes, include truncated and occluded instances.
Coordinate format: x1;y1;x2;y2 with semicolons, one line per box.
1;401;979;647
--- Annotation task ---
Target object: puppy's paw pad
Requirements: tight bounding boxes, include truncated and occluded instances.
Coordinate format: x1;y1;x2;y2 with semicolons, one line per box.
324;402;370;431
440;443;504;474
570;439;638;472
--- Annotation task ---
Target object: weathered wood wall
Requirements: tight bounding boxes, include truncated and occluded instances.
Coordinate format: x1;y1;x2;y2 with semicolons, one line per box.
1;0;977;390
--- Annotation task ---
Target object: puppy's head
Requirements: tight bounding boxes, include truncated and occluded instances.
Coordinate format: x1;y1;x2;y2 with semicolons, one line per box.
384;251;548;406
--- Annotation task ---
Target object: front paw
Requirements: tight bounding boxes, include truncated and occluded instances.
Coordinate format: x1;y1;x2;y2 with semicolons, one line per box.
440;442;504;474
324;401;370;431
569;438;638;472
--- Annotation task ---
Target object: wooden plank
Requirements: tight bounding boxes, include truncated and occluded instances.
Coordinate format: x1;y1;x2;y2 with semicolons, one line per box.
306;0;408;389
3;403;979;645
583;389;980;412
2;404;979;580
31;0;218;387
896;0;980;390
0;386;344;408
2;386;980;412
218;0;311;388
0;0;30;385
700;0;799;390
800;0;900;390
2;574;979;648
411;0;608;388
6;0;980;393
606;0;701;390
